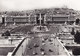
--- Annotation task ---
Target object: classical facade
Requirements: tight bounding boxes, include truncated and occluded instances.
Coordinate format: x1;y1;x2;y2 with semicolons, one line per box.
1;13;76;26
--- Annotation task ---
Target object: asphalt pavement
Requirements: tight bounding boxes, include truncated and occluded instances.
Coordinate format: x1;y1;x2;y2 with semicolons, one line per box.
23;25;61;56
23;34;57;56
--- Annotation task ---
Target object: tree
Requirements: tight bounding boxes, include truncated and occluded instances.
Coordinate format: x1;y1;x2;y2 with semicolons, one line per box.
75;18;79;25
5;30;11;36
71;28;75;35
2;30;11;36
74;30;80;44
72;47;80;55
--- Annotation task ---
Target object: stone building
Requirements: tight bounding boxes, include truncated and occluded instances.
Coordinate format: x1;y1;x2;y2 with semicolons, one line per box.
1;13;76;26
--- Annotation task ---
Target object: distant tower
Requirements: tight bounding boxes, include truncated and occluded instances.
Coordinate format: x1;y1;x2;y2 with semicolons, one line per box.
2;14;7;26
2;15;5;24
39;13;42;25
44;14;46;24
4;14;7;26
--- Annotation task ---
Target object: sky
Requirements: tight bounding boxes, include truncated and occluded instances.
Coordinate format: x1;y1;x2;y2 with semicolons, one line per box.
0;0;80;11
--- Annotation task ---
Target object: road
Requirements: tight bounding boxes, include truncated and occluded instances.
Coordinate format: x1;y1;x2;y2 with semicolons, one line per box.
23;34;57;55
12;24;63;56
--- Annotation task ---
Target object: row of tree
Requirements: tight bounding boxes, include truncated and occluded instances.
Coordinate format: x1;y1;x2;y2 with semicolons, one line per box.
71;28;80;44
71;29;80;55
75;18;80;25
2;30;11;36
70;28;80;55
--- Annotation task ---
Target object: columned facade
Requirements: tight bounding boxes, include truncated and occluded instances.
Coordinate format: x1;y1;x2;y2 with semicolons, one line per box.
35;13;46;25
1;14;76;25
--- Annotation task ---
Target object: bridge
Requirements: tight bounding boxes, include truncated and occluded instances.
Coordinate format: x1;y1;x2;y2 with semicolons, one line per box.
7;34;71;56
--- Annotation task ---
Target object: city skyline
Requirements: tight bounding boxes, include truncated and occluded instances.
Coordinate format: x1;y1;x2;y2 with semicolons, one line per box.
0;0;80;11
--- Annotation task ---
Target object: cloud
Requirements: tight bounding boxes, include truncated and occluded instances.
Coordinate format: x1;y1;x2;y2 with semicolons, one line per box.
67;0;80;10
0;0;80;11
0;0;16;11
